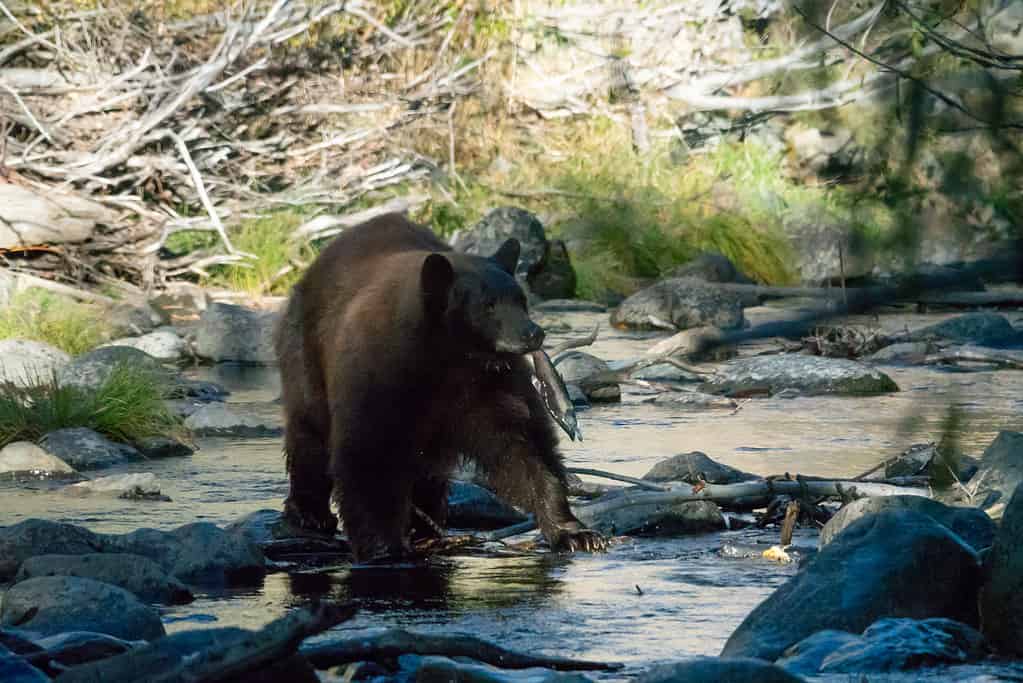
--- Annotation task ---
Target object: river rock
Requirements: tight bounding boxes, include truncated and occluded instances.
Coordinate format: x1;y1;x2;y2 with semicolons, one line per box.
576;495;725;537
183;403;282;437
447;481;527;529
0;340;69;388
554;351;620;403
866;341;934;365
39;427;141;470
194;302;278;364
721;509;983;661
643;451;758;485
778;618;987;675
980;483;1023;656
702;355;898;397
667;252;755;285
0;519;103;580
532;299;607;314
400;654;590;682
0;576;165;641
820;495;996;553
15;553;193;604
610;278;746;331
968;431;1023;510
64;473;162;498
107;302;164;337
642;391;738;410
0;441;75;476
628;362;700;382
527;239;577;300
133;436;193;459
639;657;804;683
451;207;548;285
910;313;1023;348
31;631;140;670
102;329;187;361
57;346;169;391
0;643;48;683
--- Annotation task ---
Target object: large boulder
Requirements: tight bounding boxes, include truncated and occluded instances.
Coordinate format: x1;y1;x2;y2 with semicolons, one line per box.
667;252;754;284
721;510;983;661
447;481;527;529
0;519;103;580
643;451;758;485
183;403;283;437
0;576;165;641
0;442;74;477
968;431;1023;510
865;341;934;365
909;313;1023;348
14;553;193;604
0;340;69;388
57;346;168;391
819;496;996;553
101;330;187;362
980;483;1023;656
777;618;987;675
639;657;804;683
554;351;620;403
194;302;278;364
702;355;898;397
39;428;141;470
575;494;725;537
611;278;746;331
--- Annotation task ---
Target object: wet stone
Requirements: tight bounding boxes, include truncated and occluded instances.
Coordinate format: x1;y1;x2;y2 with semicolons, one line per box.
14;553;194;604
702;355;899;397
39;427;141;471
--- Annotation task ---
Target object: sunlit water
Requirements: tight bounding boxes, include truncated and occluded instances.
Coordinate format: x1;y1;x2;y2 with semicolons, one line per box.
2;307;1023;678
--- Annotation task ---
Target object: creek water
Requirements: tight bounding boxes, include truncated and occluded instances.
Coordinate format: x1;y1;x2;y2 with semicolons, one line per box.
2;307;1023;679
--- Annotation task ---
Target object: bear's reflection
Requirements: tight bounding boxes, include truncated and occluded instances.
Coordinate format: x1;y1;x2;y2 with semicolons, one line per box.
284;552;570;613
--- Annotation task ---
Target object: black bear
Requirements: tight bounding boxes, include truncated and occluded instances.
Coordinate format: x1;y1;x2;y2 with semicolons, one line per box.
275;213;604;562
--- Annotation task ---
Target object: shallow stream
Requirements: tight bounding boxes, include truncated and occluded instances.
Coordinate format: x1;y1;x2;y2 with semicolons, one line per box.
3;306;1023;679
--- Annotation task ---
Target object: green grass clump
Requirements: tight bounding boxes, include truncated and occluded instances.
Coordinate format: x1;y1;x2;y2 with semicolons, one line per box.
0;291;112;355
204;209;316;295
0;364;183;449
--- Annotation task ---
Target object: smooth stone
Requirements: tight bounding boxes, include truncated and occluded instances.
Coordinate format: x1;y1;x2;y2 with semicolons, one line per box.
968;431;1023;511
910;313;1023;348
980;483;1023;656
57;346;169;391
721;510;982;661
447;481;528;530
642;391;738;409
399;654;590;682
702;354;899;397
0;339;69;388
866;341;934;365
667;252;755;285
0;576;165;641
0;643;49;683
133;436;193;459
553;351;620;403
611;277;746;332
101;330;187;361
819;495;996;553
194;302;278;365
638;656;805;683
576;495;725;537
0;442;74;476
15;553;193;604
39;427;141;470
643;451;758;485
63;473;162;498
532;299;607;313
183;403;282;437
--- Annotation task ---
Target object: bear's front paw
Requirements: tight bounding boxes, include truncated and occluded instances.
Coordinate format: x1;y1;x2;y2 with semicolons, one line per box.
283;497;338;535
553;528;607;553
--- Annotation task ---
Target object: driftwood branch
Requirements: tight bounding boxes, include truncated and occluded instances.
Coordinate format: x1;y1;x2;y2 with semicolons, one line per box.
300;628;623;672
549;323;599;358
567;466;667;492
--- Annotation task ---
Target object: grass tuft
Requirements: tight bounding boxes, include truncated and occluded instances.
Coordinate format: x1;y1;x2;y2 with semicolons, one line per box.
0;291;113;355
0;363;184;449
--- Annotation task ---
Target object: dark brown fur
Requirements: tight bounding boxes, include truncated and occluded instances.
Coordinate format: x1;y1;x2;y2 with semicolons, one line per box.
275;213;602;562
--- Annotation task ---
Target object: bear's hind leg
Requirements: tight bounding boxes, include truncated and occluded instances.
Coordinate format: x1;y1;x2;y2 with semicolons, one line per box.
410;476;450;542
283;416;337;534
332;455;416;563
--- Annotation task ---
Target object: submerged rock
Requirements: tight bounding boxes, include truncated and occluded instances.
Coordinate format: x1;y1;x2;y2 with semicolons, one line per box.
133;436;193;459
183;403;282;437
639;656;804;683
399;654;592;682
820;495;996;553
721;509;982;661
778;618;987;675
64;473;162;498
102;329;187;361
0;442;75;477
643;451;758;485
910;313;1023;348
0;339;69;388
968;431;1023;511
702;355;899;397
447;481;528;530
0;576;165;641
641;391;738;410
0;643;48;683
611;277;746;331
194;302;278;364
39;427;141;470
15;553;193;604
554;351;620;403
980;483;1023;656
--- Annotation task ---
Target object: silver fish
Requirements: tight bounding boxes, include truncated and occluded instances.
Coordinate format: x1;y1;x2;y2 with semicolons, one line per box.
525;349;582;441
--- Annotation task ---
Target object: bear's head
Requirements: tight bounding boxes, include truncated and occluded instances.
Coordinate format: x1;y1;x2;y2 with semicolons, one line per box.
421;239;545;356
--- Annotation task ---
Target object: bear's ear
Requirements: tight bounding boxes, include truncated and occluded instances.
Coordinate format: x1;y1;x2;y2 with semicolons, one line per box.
421;253;455;303
491;238;520;275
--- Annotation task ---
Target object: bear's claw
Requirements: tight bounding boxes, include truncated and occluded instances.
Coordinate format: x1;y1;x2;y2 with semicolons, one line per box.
555;528;608;553
283;498;338;535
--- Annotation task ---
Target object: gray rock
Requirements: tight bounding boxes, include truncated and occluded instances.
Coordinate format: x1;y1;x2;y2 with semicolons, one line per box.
107;302;164;337
721;510;982;661
819;495;996;554
148;284;208;321
630;362;700;382
667;252;754;285
102;330;187;361
532;299;607;313
0;519;103;581
447;481;527;529
527;239;577;300
610;278;746;331
643;451;758;485
576;495;725;537
778;618;987;675
39;427;141;470
980;483;1023;656
0;576;165;641
451;207;548;285
910;313;1023;348
702;355;898;397
57;346;169;391
400;654;590;682
0;339;69;388
194;302;278;364
31;631;140;669
554;351;620;403
866;342;934;365
784;206;874;285
642;392;739;410
0;643;48;683
0;441;75;476
15;553;193;604
969;431;1023;510
639;657;805;683
183;403;282;437
133;436;193;459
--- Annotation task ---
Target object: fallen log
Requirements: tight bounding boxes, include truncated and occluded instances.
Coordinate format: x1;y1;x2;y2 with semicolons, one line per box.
300;628;623;672
922;346;1023;370
916;290;1023;308
55;602;356;683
